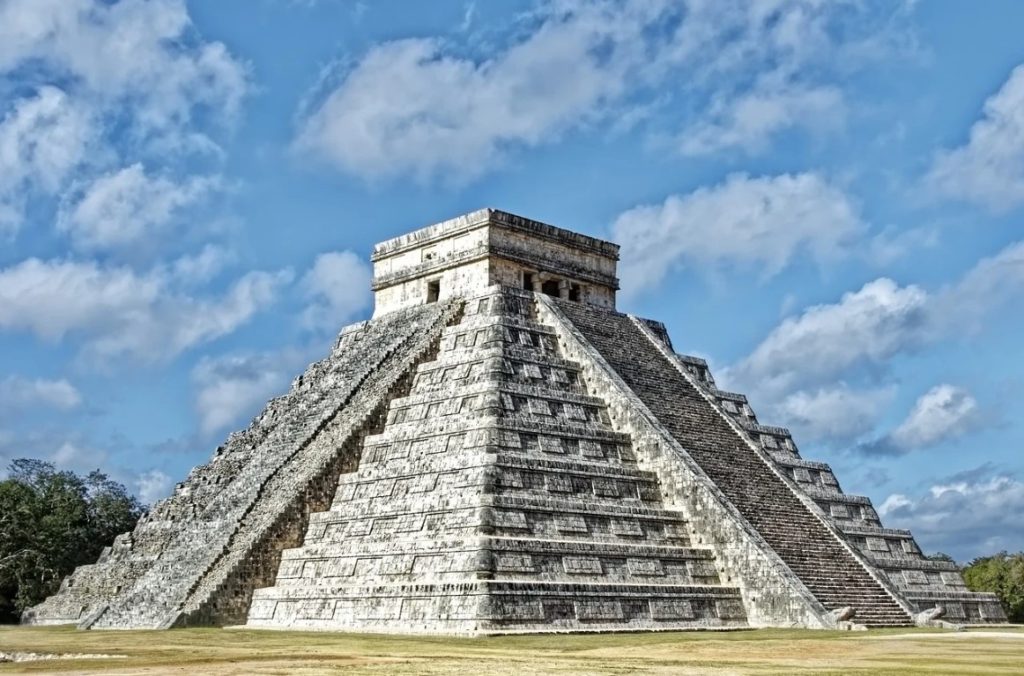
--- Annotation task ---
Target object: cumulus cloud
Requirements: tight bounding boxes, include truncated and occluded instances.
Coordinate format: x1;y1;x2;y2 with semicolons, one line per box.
50;440;109;475
0;0;247;135
775;384;896;445
612;172;864;294
192;250;374;436
301;251;373;331
295;1;904;181
0;257;292;365
0;0;247;235
720;237;1024;447
0;86;96;235
926;64;1024;212
295;2;658;182
889;385;980;450
933;240;1024;335
58;163;222;252
860;385;981;456
724;278;930;397
135;468;172;505
191;349;309;436
0;376;82;412
727;239;1024;397
680;85;845;156
879;470;1024;561
167;244;235;287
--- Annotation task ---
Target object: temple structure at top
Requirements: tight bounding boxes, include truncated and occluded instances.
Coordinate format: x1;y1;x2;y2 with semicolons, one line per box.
371;208;619;315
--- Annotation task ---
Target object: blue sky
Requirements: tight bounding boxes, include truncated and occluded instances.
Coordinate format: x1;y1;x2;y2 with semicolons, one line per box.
0;0;1022;562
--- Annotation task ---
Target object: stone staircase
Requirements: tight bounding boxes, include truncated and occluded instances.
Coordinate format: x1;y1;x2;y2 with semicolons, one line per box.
554;300;913;627
246;288;747;633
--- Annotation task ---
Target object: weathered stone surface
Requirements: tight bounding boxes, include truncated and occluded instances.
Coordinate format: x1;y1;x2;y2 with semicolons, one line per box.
27;208;1005;631
24;301;462;629
247;287;747;633
681;353;1004;623
548;299;915;627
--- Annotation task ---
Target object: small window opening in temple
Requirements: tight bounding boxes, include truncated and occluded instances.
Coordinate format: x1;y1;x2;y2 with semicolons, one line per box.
568;283;581;302
426;279;440;303
523;272;534;291
541;279;560;297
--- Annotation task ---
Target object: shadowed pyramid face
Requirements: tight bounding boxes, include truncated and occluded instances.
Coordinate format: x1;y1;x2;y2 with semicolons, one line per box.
370;209;620;317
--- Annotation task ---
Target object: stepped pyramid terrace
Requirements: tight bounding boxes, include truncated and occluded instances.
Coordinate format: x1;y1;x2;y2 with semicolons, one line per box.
24;208;1006;633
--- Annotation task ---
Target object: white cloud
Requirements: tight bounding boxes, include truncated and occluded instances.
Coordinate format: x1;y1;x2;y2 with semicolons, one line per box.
0;86;96;235
889;385;980;450
723;240;1024;447
859;384;982;456
301;251;373;331
295;0;650;183
192;350;308;436
613;173;864;295
724;278;929;396
731;242;1024;399
879;472;1024;561
190;250;374;437
0;0;247;136
0;0;247;238
167;244;235;286
878;493;911;515
775;384;895;444
934;241;1024;335
135;469;172;505
58;163;222;252
0;376;82;411
926;64;1024;212
50;440;108;474
0;257;292;365
296;1;902;181
680;84;845;156
867;226;938;266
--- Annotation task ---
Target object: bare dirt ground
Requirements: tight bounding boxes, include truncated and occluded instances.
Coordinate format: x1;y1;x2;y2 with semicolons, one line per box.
0;625;1021;675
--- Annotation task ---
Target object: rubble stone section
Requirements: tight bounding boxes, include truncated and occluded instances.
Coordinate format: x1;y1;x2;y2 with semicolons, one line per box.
553;300;916;627
247;288;747;633
23;301;461;629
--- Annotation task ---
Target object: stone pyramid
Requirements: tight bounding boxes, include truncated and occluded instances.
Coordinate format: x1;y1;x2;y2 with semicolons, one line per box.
26;209;1006;632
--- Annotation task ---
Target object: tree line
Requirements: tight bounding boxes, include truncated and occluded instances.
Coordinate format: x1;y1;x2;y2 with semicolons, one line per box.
0;459;143;623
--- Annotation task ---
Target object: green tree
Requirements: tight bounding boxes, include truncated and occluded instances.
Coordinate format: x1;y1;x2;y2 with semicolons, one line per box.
0;459;143;623
962;551;1024;623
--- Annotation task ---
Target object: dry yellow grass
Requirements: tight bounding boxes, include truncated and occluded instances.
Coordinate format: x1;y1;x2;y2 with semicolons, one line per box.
1;625;1022;675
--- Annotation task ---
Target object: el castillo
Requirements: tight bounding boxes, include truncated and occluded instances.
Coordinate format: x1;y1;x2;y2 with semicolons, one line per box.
21;209;1006;634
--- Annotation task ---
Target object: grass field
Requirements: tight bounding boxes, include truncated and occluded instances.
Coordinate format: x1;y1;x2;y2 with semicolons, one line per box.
1;625;1022;675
